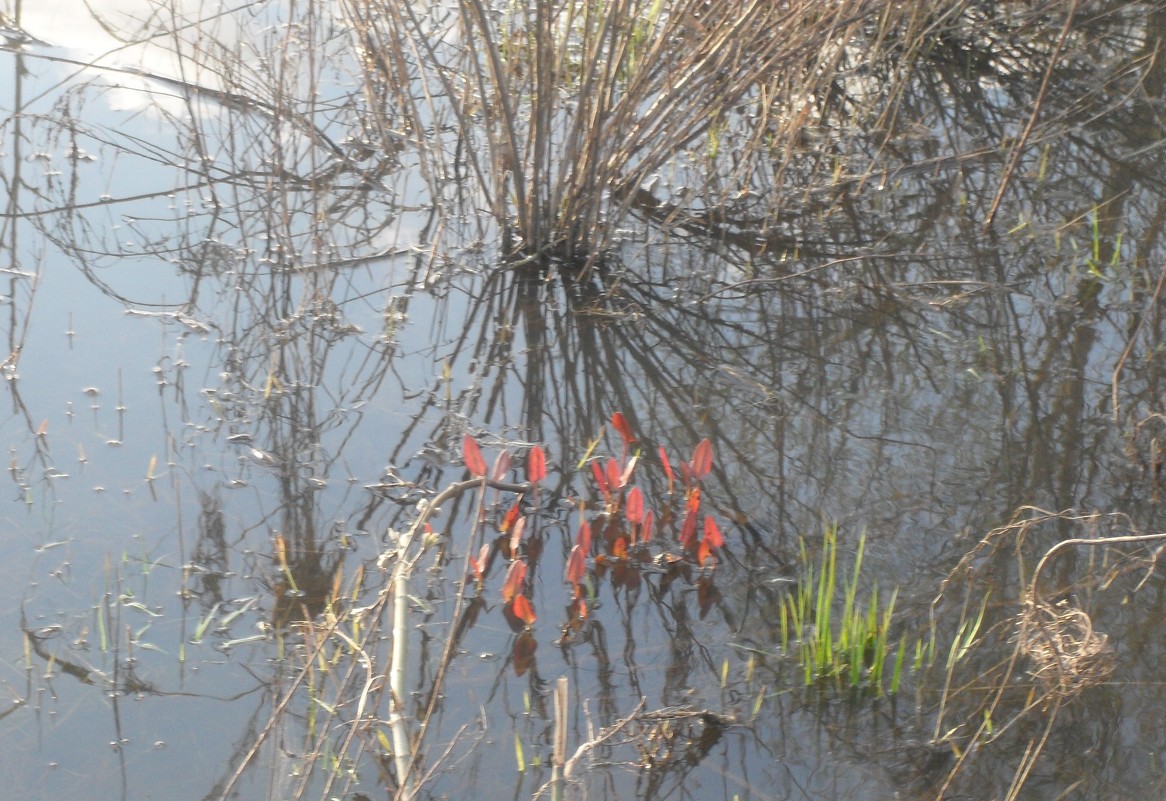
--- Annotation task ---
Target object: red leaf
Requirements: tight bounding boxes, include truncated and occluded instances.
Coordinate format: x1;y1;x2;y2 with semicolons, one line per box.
686;488;702;517
511;592;537;626
463;434;487;477
576;520;592;554
611;412;635;444
703;515;724;549
659;447;675;494
689;438;713;482
698;537;714;567
469;543;491;582
625;486;645;525
509;516;527;556
500;503;521;534
680;492;701;551
642;509;655;543
611;537;628;559
605;458;622;491
590;461;611;500
565;544;586;587
527;445;546;483
491;449;511;482
501;560;527;603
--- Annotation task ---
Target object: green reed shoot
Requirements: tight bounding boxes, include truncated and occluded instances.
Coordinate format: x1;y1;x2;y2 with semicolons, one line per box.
946;593;988;670
97;595;109;652
515;733;526;772
890;637;907;694
780;526;902;694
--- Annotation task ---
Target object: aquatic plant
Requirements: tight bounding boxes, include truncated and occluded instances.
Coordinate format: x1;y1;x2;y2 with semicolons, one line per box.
778;525;903;695
342;416;732;798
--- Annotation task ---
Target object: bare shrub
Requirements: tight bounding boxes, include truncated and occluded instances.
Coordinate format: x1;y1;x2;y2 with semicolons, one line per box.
340;0;1017;267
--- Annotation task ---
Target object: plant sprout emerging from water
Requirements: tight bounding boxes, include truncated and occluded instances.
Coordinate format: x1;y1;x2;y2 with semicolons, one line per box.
779;525;903;695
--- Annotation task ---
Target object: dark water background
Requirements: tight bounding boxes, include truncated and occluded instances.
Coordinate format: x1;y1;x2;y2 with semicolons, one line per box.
3;2;1166;800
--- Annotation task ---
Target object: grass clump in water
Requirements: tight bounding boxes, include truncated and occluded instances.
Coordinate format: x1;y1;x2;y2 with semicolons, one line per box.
779;525;904;695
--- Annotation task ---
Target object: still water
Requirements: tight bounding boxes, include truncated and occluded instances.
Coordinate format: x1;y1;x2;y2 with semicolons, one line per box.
3;2;1166;800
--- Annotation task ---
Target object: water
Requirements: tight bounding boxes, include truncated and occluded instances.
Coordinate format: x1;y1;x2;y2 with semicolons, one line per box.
3;2;1166;800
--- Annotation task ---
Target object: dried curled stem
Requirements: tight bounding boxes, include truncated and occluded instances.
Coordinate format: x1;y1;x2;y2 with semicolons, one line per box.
1016;529;1166;697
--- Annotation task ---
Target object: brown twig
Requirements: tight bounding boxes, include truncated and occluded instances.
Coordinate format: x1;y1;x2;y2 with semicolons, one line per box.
982;0;1079;232
563;697;647;780
1111;258;1166;422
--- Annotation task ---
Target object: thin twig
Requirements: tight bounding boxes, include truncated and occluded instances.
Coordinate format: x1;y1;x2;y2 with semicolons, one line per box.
562;697;646;779
216;623;337;801
1111;258;1166;422
982;0;1078;231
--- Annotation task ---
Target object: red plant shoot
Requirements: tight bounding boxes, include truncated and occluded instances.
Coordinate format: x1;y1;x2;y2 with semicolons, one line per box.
463;434;487;477
500;503;521;533
611;412;635;445
642;509;655;543
509;516;526;556
511;593;536;627
686;488;702;517
527;445;546;483
501;560;527;603
689;438;713;482
680;490;701;550
698;538;715;567
576;520;593;554
469;543;490;583
590;461;611;501
625;486;645;525
605;458;622;491
703;515;724;550
491;449;511;482
611;537;628;559
659;446;675;494
565;544;586;589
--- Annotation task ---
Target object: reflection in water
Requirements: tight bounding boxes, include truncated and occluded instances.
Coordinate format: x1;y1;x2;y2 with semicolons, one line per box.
2;2;1166;800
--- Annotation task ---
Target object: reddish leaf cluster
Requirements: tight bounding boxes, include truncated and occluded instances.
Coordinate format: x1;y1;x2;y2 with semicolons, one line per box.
462;423;727;648
502;548;536;627
462;435;539;629
661;438;723;566
560;415;728;642
563;518;591;625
